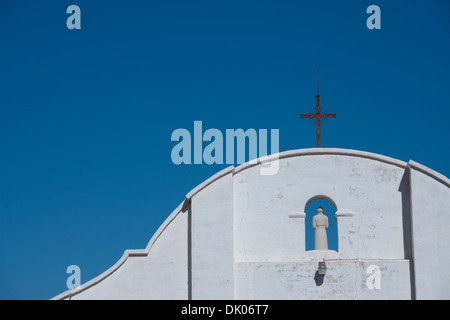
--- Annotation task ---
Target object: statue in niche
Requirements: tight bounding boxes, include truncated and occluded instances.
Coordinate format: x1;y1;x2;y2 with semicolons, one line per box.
312;207;328;250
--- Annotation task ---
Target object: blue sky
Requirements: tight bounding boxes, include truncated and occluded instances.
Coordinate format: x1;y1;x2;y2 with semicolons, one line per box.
0;0;449;299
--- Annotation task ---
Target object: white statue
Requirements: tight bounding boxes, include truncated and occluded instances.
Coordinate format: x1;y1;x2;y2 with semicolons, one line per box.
312;207;328;250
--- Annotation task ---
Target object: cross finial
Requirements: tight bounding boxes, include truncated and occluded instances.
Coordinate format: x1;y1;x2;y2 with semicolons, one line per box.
300;69;336;148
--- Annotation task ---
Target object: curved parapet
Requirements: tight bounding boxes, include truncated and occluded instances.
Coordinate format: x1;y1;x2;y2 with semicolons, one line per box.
52;200;190;300
52;148;450;300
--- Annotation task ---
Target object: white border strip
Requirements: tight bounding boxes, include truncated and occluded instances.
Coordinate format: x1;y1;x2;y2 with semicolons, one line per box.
234;148;408;174
407;160;450;188
185;165;235;200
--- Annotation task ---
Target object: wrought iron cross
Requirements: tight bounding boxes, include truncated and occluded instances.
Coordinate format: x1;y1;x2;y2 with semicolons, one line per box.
300;69;336;148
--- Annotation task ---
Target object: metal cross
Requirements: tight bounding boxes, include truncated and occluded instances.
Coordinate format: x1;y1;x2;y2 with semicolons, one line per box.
300;69;336;148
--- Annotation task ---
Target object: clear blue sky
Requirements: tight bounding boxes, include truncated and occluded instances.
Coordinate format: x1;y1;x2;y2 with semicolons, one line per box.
0;0;449;299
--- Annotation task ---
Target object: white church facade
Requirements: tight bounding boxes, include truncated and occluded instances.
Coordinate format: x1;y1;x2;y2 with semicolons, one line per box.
53;148;450;300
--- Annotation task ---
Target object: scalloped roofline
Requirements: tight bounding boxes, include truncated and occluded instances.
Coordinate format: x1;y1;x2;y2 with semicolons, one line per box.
52;148;448;299
51;199;188;300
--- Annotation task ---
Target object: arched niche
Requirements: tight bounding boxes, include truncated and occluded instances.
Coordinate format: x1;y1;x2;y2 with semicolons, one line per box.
304;195;338;252
304;195;338;212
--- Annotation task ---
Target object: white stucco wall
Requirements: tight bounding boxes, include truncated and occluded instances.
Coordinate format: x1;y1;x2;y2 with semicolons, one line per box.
234;259;410;300
409;161;450;299
191;170;234;299
232;151;410;299
233;154;406;262
52;148;450;300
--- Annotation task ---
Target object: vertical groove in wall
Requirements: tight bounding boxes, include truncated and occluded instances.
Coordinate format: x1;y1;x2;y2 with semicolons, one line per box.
231;171;235;299
407;167;417;300
400;166;416;300
186;201;192;300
